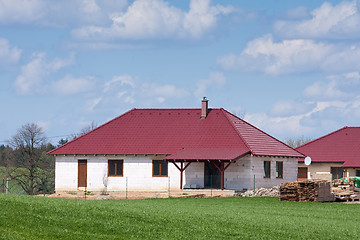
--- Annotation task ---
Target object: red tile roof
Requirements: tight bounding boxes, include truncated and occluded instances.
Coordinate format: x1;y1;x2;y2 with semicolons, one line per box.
296;127;360;167
49;108;303;159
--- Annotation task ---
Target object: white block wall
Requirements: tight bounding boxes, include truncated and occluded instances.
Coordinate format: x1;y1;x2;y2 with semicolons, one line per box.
55;155;181;192
55;154;298;192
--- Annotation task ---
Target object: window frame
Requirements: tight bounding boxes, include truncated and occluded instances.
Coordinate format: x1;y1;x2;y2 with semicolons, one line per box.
264;161;271;178
108;159;124;177
331;167;344;180
276;161;283;179
152;160;168;177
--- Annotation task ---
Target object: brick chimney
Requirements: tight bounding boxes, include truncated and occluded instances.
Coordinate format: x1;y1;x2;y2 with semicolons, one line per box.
201;97;208;119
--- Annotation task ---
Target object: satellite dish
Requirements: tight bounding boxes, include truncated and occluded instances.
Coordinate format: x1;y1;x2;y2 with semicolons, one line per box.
304;156;312;166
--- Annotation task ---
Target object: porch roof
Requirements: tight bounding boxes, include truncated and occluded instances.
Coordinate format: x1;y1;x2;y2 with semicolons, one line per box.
164;148;249;161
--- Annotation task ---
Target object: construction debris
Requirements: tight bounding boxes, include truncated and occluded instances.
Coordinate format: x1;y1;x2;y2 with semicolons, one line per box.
236;187;279;197
332;179;360;201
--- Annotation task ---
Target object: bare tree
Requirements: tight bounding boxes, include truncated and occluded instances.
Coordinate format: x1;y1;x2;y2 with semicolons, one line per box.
7;123;53;195
70;121;98;139
285;136;312;148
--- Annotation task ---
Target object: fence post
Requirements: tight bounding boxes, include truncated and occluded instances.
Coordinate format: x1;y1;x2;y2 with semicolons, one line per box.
253;174;255;193
6;178;9;194
84;178;87;200
126;177;128;200
210;175;213;197
43;178;46;197
168;176;170;198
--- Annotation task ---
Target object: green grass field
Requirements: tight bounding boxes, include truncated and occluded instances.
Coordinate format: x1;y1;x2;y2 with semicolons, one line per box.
0;194;359;240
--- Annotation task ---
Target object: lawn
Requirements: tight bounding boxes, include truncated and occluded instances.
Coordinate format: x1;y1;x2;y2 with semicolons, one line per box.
0;195;359;240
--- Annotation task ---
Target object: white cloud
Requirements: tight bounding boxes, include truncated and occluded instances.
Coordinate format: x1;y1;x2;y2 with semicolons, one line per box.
0;0;45;24
218;34;360;75
270;101;313;117
52;75;95;95
85;97;102;112
245;100;355;140
14;52;47;95
104;75;136;93
305;72;360;100
274;1;360;39
14;52;75;95
194;72;226;98
0;0;127;26
249;73;360;139
0;38;21;67
72;0;235;40
142;83;189;99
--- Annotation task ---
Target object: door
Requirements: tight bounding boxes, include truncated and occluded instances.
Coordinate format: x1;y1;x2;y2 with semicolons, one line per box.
78;160;87;188
298;167;308;181
204;162;222;189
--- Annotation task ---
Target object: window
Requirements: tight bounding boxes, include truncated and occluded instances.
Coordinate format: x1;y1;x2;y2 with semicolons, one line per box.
276;161;283;178
108;160;123;177
264;161;271;178
356;170;360;177
153;160;168;177
331;167;344;180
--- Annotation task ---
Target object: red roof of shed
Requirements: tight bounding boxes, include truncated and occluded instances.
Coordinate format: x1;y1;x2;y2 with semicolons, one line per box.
296;127;360;167
49;108;303;159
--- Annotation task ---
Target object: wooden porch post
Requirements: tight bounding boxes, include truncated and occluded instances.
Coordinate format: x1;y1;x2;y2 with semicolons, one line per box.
171;161;192;189
212;161;232;190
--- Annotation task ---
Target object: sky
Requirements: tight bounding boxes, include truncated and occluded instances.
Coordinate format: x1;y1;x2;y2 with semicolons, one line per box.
1;0;360;145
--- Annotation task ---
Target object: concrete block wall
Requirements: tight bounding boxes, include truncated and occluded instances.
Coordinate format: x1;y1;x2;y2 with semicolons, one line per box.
183;162;204;188
250;155;298;189
224;156;252;190
55;154;299;192
55;155;181;192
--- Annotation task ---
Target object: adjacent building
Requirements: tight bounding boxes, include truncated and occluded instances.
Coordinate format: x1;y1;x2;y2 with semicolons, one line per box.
297;127;360;181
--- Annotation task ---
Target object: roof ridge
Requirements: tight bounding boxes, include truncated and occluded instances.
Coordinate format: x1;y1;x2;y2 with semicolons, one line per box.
220;108;253;155
296;126;348;150
222;109;304;157
48;108;137;154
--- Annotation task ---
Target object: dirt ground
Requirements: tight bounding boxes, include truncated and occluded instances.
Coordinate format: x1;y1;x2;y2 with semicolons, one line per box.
46;189;236;200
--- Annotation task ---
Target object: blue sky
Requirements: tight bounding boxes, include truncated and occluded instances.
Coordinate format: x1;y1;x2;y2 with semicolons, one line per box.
1;0;360;145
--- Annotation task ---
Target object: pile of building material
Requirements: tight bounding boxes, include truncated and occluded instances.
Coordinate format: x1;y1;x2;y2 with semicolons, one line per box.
332;179;359;201
280;180;334;202
279;182;299;201
236;187;279;197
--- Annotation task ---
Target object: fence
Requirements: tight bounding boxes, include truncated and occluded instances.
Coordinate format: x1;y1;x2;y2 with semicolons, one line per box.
57;175;239;200
0;178;54;196
0;174;256;199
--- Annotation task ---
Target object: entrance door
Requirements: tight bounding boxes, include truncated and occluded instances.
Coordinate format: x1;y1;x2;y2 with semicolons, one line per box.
204;162;222;189
298;167;308;181
78;160;87;188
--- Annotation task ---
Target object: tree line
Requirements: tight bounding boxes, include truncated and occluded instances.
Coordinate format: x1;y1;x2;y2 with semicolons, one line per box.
0;122;97;195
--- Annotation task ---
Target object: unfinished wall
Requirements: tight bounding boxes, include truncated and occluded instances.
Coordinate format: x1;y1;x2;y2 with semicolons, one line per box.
298;162;343;180
224;156;252;190
251;155;298;189
55;155;181;192
183;162;204;188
